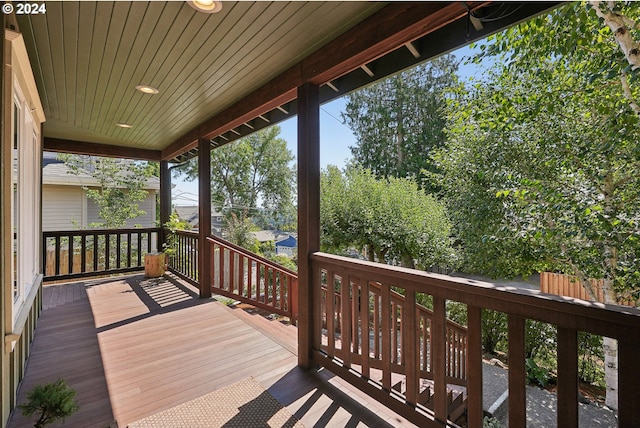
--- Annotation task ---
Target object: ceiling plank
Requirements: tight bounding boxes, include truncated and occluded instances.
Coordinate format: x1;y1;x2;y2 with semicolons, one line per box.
161;2;484;161
44;137;161;161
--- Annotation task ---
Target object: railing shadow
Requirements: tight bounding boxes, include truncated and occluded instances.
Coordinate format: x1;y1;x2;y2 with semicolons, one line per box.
95;273;205;333
268;366;401;428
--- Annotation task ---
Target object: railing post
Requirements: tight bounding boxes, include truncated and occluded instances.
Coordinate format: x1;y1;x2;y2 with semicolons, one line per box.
297;81;320;369
159;159;171;252
197;138;212;298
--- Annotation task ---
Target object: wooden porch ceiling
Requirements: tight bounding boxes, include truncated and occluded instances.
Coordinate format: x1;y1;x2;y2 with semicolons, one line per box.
15;1;561;163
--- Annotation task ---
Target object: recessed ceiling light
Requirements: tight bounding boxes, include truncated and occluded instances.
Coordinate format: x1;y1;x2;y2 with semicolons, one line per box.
135;85;159;95
187;0;222;14
116;123;133;128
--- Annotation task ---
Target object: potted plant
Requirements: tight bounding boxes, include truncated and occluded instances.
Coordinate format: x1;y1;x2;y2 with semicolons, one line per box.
161;213;191;269
18;378;79;428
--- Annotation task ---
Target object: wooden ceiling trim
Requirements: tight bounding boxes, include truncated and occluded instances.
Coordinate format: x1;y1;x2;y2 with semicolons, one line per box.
303;1;488;85
161;2;474;161
44;137;161;161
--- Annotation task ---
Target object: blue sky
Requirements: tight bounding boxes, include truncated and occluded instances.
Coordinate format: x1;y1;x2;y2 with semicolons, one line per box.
172;45;485;205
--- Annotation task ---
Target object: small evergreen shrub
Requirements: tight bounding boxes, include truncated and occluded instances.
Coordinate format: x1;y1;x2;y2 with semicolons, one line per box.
19;378;79;428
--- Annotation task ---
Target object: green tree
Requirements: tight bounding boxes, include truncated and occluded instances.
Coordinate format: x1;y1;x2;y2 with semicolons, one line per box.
342;56;459;192
59;155;150;229
439;2;640;408
176;126;295;215
225;210;259;253
321;166;456;269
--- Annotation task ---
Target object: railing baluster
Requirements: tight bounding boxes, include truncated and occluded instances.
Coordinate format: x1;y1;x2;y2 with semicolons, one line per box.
557;327;578;428
508;314;526;428
361;278;370;379
93;234;98;271
68;234;74;274
381;283;391;391
55;235;61;276
433;296;447;422
137;232;142;266
80;235;87;273
116;233;121;269
104;233;110;271
404;289;418;406
467;305;483;428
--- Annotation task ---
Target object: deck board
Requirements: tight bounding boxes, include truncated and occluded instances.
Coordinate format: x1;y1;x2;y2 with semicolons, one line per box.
9;274;418;428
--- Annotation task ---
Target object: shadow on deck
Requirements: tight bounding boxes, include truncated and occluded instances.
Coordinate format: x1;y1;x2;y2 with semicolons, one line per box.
8;274;417;428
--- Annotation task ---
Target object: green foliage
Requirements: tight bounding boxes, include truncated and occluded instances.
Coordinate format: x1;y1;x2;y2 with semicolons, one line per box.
438;4;640;299
526;358;550;388
19;378;79;428
175;126;295;215
266;254;297;272
163;213;191;257
320;166;456;269
59;154;149;229
483;416;504;428
481;310;508;355
225;210;259;253
343;56;459;192
578;332;605;386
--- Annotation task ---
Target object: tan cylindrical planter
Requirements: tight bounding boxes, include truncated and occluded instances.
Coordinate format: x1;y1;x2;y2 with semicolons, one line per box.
144;252;166;277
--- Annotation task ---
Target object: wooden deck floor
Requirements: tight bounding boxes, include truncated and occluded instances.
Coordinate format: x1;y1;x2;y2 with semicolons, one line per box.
8;274;418;428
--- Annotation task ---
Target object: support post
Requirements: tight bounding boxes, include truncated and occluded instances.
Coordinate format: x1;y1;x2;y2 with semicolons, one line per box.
297;82;320;369
198;138;212;298
159;160;171;251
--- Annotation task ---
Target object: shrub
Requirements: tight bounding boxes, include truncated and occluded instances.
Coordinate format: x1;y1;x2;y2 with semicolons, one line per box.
19;378;79;427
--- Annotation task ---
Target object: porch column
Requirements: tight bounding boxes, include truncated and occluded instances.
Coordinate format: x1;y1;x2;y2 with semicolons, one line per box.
297;82;320;369
159;160;171;251
197;138;212;298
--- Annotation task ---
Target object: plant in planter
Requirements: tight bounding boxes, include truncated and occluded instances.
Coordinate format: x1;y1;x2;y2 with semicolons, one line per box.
162;213;191;267
18;378;79;428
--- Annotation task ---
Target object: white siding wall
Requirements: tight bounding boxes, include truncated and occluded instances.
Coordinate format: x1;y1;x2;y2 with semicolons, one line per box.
42;185;84;231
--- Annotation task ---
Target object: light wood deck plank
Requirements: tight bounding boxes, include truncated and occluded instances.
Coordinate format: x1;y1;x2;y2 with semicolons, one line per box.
9;274;418;428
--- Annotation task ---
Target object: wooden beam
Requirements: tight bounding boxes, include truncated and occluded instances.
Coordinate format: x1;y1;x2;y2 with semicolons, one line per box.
297;82;320;369
197;138;212;299
44;137;161;161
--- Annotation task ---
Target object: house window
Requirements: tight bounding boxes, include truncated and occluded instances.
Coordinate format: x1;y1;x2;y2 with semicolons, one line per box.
11;79;41;324
12;100;20;302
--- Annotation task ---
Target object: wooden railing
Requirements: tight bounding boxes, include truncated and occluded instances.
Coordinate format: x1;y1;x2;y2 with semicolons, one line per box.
205;235;298;321
310;252;640;428
167;230;199;285
43;228;160;282
320;280;467;387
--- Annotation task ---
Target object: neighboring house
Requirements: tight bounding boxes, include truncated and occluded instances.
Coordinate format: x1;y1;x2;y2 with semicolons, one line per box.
275;234;297;258
251;230;297;258
174;205;225;237
42;153;159;231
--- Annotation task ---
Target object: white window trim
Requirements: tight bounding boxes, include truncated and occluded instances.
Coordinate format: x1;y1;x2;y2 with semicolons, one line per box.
5;30;45;351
